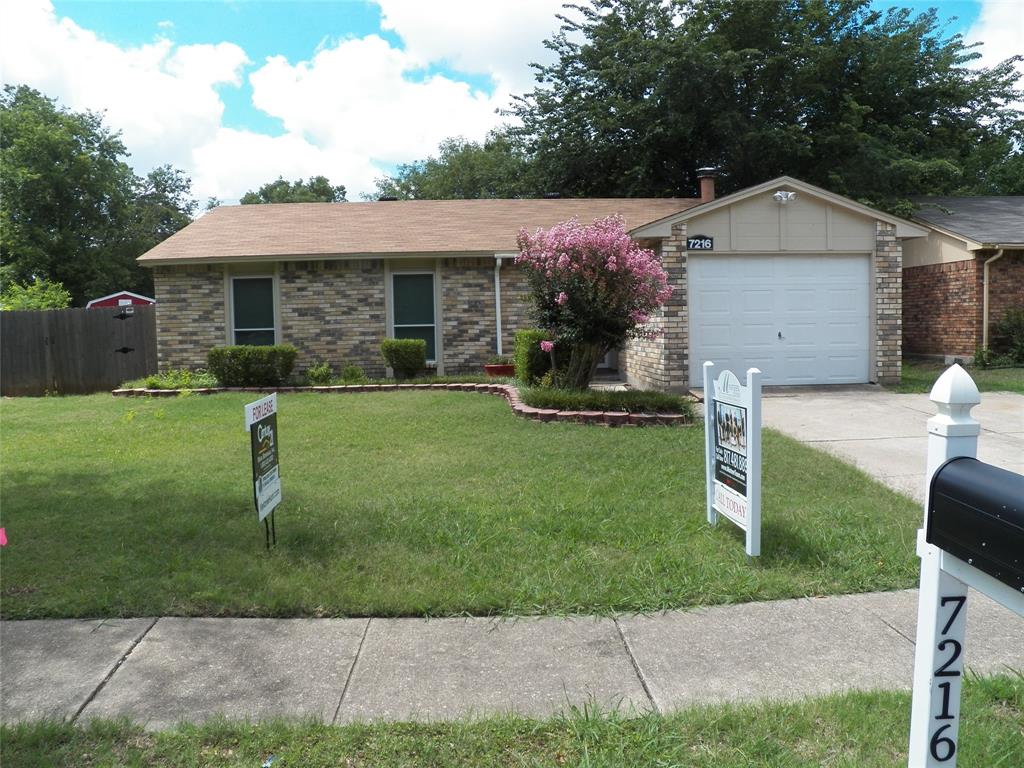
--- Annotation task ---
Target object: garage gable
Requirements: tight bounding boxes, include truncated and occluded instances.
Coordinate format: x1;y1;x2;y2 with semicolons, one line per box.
630;176;928;242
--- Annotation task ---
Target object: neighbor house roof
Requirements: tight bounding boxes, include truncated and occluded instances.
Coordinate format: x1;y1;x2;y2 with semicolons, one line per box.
137;198;698;265
911;196;1024;247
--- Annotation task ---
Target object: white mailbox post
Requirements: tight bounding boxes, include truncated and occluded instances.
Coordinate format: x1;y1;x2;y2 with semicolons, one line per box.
703;361;762;557
908;364;1024;766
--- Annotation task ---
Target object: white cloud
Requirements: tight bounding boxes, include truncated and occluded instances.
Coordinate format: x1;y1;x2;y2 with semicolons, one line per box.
374;0;566;93
0;0;568;203
0;0;247;181
248;35;508;166
963;0;1024;75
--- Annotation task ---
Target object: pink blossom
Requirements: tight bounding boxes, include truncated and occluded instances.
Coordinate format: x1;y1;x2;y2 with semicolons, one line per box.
556;291;568;305
540;340;554;353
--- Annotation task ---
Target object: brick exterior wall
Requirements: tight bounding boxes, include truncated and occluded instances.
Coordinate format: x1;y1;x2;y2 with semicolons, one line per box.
902;258;980;358
499;260;533;354
874;222;902;384
440;258;497;374
988;249;1024;339
279;260;387;378
903;249;1024;358
152;265;227;370
623;227;689;392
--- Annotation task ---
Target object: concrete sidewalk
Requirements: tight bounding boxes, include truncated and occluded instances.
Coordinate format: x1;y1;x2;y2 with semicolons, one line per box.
760;390;1023;501
2;589;1022;729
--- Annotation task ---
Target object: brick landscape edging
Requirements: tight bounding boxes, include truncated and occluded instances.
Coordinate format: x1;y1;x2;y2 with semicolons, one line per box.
110;383;690;427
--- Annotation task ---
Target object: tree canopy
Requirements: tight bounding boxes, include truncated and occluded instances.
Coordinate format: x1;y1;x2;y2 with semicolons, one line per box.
367;132;540;200
0;273;72;311
240;176;347;204
0;85;197;305
509;0;1023;212
372;0;1023;212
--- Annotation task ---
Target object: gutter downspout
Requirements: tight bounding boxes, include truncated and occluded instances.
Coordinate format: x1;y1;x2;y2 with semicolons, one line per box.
982;249;1004;350
494;256;503;356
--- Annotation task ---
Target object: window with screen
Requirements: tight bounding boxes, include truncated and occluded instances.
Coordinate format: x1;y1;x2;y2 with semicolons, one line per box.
392;273;436;360
232;277;275;345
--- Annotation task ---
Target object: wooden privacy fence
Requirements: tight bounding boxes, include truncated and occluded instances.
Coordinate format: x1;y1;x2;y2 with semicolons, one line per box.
1;305;157;395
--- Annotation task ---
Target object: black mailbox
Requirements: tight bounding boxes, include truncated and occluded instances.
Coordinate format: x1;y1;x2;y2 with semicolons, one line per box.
928;457;1024;593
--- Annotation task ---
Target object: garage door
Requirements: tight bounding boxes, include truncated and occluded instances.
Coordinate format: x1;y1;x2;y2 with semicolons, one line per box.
688;254;870;386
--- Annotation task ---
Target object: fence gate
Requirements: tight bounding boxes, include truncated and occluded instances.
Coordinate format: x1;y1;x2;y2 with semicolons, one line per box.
1;305;157;395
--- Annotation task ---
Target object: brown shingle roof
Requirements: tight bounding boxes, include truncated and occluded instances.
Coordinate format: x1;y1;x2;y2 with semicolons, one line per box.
137;198;698;264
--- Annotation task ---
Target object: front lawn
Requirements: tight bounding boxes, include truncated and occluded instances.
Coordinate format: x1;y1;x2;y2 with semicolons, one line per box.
2;674;1021;767
896;360;1024;394
0;392;921;619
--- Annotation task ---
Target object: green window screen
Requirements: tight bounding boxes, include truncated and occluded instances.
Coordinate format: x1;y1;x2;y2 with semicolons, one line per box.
233;278;275;344
393;274;434;325
395;325;436;360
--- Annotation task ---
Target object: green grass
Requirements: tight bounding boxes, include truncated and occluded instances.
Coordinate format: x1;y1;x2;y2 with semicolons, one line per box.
0;392;921;619
896;360;1024;394
2;674;1021;767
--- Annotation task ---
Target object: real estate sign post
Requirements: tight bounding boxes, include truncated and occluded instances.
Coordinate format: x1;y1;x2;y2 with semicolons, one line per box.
245;393;281;548
703;361;762;557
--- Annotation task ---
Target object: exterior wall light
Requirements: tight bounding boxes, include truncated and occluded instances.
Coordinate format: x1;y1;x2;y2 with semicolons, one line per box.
773;190;797;204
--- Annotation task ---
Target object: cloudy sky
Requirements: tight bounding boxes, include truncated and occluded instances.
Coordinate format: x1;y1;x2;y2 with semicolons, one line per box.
1;0;1020;203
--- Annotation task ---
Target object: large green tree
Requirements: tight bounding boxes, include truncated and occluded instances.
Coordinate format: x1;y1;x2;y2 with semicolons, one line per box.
0;85;196;304
508;0;1024;212
367;132;540;200
240;176;347;204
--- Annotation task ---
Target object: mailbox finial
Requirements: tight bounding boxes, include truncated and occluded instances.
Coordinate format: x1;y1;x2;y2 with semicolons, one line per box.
927;364;980;467
929;363;980;411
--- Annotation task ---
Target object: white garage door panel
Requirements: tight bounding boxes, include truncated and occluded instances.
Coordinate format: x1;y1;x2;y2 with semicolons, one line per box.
689;254;870;386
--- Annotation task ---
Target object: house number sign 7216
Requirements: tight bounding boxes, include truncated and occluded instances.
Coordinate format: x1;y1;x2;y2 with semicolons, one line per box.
925;593;967;762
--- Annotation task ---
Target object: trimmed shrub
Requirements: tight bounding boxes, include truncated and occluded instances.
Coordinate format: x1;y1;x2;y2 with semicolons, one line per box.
513;329;552;385
305;360;333;386
207;345;298;387
521;387;693;416
380;338;426;379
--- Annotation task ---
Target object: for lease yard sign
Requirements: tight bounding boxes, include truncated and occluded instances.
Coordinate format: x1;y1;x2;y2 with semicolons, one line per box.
245;393;282;523
703;362;762;557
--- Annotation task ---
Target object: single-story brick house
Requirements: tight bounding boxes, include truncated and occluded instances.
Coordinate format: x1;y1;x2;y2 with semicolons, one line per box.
903;197;1024;361
139;175;928;390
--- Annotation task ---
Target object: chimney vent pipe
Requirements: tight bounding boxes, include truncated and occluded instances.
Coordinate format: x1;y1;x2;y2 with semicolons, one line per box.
697;166;718;202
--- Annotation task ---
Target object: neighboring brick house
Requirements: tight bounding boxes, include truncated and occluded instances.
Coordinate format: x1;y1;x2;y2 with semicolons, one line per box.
138;175;926;390
903;197;1024;361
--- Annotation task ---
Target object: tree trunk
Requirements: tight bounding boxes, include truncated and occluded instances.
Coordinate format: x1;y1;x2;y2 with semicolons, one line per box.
557;343;605;389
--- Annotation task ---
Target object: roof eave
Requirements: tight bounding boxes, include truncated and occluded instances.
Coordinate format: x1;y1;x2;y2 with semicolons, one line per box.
138;250;504;267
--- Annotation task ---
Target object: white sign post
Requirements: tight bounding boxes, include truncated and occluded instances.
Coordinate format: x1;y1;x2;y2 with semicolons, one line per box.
907;365;1024;767
703;361;762;557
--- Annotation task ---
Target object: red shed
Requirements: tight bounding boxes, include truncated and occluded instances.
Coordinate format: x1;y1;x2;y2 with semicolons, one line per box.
86;291;156;308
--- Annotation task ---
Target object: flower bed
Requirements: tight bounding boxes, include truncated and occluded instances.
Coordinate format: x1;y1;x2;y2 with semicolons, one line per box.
110;383;693;426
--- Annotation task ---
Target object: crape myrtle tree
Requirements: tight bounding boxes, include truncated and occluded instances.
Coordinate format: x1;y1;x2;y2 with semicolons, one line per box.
516;215;671;389
510;0;1024;213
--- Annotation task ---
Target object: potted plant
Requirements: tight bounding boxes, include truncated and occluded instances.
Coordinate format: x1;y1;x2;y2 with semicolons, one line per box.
484;355;515;377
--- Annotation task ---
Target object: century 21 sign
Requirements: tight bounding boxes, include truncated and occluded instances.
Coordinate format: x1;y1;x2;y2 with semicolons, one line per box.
245;393;282;523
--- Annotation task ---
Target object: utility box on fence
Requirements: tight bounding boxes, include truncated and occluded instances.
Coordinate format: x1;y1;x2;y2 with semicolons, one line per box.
927;457;1024;593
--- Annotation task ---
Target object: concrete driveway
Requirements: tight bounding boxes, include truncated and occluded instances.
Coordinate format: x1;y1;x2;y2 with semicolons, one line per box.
760;388;1023;502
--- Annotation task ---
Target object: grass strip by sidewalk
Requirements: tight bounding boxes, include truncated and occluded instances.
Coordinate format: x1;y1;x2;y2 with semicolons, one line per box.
2;674;1021;767
1;392;921;619
896;360;1024;394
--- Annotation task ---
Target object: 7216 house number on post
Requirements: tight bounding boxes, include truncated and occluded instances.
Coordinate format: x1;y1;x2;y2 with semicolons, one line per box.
926;594;967;762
